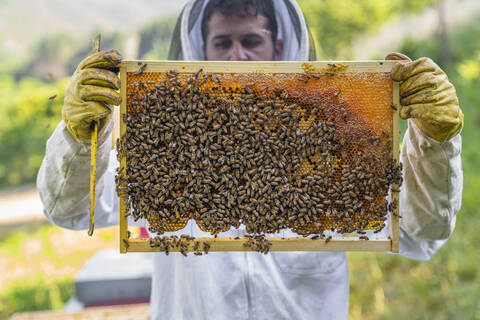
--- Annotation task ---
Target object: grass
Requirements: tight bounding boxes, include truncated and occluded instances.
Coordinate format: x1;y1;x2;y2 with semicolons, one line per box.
347;16;480;319
0;221;118;319
2;216;478;319
0;275;74;319
348;212;480;320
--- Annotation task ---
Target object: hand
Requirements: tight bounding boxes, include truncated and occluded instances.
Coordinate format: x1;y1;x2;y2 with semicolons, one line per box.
63;49;122;142
386;52;463;142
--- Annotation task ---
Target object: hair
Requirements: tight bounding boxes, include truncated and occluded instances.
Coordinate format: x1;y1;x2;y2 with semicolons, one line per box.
201;0;278;43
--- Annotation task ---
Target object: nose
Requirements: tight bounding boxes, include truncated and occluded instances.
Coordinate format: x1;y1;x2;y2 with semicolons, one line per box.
229;41;249;61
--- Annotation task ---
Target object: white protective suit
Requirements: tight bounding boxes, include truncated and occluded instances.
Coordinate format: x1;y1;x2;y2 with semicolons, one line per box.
37;0;463;319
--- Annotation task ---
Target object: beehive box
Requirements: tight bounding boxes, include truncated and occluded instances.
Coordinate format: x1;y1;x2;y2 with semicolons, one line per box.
116;61;401;254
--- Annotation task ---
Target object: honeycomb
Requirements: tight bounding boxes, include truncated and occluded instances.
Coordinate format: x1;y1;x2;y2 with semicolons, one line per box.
117;68;400;237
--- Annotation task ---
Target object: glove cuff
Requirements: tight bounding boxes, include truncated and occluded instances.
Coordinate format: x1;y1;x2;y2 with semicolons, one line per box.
63;111;113;144
413;111;463;142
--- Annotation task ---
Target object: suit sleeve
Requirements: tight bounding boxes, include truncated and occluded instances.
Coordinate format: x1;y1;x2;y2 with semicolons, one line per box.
36;120;144;230
398;119;462;260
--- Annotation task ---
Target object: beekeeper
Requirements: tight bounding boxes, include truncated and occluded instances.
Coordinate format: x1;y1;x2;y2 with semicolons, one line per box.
37;0;463;319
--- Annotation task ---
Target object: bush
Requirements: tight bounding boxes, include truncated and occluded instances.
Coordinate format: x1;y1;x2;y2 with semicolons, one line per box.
0;275;74;320
347;13;480;320
299;0;436;59
0;75;67;188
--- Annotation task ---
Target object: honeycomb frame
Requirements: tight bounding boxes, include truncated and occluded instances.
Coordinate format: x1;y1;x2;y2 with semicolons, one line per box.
117;60;401;253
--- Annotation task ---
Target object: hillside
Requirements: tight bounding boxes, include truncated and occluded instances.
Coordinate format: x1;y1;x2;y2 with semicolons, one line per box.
0;0;187;57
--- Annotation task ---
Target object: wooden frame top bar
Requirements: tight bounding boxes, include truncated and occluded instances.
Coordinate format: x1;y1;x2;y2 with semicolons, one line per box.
120;60;399;74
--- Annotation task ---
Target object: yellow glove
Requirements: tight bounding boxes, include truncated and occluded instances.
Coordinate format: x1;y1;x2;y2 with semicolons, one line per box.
63;50;122;142
386;52;464;142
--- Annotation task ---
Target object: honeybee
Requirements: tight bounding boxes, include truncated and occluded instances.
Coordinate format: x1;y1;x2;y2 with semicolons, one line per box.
134;63;147;76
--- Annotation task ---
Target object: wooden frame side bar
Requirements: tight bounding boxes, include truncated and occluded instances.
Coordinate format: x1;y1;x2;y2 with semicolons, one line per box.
119;66;128;253
389;81;401;253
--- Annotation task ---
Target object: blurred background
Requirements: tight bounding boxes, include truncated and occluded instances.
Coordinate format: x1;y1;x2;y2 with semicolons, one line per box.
0;0;479;319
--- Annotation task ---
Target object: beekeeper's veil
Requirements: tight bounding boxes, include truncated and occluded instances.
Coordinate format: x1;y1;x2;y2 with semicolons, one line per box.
168;0;317;61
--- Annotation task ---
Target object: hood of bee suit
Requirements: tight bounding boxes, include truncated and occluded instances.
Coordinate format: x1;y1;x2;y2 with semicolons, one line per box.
168;0;317;61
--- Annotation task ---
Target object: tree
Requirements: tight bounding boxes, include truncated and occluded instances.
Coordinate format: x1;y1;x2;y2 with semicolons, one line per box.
298;0;437;59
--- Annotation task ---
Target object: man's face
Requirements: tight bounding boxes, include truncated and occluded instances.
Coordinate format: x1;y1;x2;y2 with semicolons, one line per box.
204;12;283;61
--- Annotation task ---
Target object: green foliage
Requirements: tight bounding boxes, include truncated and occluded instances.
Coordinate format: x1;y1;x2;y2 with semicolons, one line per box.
348;12;480;320
349;219;480;319
0;275;74;319
14;32;77;81
298;0;436;59
0;222;52;257
396;13;480;213
0;48;26;76
0;222;117;318
15;31;125;80
138;15;177;60
0;75;67;188
399;13;480;70
65;30;126;76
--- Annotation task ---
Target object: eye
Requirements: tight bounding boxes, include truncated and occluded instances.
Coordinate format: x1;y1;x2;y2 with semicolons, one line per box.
214;40;232;50
241;37;264;49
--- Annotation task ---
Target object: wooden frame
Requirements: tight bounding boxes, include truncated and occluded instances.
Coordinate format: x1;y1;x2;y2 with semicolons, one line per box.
118;60;401;254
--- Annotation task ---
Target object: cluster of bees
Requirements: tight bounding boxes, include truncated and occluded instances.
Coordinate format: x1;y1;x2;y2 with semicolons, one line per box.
116;68;402;255
149;234;210;256
147;233;272;256
243;234;273;254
